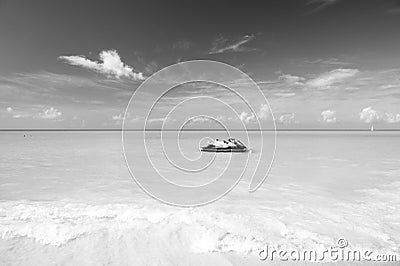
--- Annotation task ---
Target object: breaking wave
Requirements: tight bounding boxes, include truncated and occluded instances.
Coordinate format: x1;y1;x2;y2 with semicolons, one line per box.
1;181;399;266
0;201;273;265
0;201;264;251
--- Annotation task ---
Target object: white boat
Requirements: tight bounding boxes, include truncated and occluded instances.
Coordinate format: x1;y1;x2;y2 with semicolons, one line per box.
200;138;248;153
370;125;374;132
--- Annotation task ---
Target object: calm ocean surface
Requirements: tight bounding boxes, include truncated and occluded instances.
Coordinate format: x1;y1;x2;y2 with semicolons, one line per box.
0;131;399;265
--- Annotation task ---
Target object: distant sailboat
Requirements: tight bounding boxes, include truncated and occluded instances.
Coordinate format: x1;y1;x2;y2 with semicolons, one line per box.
370;125;374;132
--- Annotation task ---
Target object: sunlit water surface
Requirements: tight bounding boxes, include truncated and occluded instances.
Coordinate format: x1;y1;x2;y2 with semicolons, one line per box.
0;131;399;265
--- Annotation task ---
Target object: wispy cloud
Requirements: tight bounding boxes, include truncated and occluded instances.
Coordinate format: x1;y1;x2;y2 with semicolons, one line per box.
112;113;124;121
111;112;124;124
306;0;341;14
2;106;63;121
259;68;361;96
2;65;400;128
172;39;194;50
387;1;400;14
2;106;30;119
0;71;139;108
209;35;255;54
59;50;144;80
187;116;212;124
379;84;399;90
2;106;32;119
278;113;295;124
278;74;305;85
148;117;176;124
305;57;353;66
387;7;400;14
273;92;296;98
306;69;359;88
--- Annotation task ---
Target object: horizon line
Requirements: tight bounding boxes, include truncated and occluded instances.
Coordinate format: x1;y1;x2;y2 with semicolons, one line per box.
0;128;400;132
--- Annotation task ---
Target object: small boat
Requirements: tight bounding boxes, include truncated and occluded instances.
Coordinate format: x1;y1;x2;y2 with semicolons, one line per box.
200;145;248;153
200;138;248;153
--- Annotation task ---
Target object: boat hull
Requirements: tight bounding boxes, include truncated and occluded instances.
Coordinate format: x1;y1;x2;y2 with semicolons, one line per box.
200;147;248;153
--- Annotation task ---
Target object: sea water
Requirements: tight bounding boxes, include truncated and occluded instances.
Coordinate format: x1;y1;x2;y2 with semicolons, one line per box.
0;131;399;265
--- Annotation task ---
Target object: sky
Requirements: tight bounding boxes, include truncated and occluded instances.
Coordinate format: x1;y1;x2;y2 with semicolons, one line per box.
1;0;400;129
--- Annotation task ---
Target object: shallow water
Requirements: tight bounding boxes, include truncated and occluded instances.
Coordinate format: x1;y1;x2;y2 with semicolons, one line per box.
0;131;399;265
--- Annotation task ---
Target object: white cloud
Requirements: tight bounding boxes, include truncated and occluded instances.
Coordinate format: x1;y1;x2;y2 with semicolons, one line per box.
112;113;124;121
387;7;400;14
239;104;270;124
239;111;255;124
59;50;144;80
3;107;29;119
321;110;337;123
172;39;193;50
209;35;255;54
148;118;165;123
257;104;270;120
307;69;359;88
273;92;296;97
188;117;213;124
13;114;23;119
384;113;400;123
359;107;379;123
37;107;62;120
379;84;398;90
344;86;360;91
4;107;32;119
306;0;340;14
3;106;100;123
305;58;352;66
112;112;125;126
148;117;176;124
359;108;400;124
278;113;295;124
278;74;305;85
184;116;233;125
